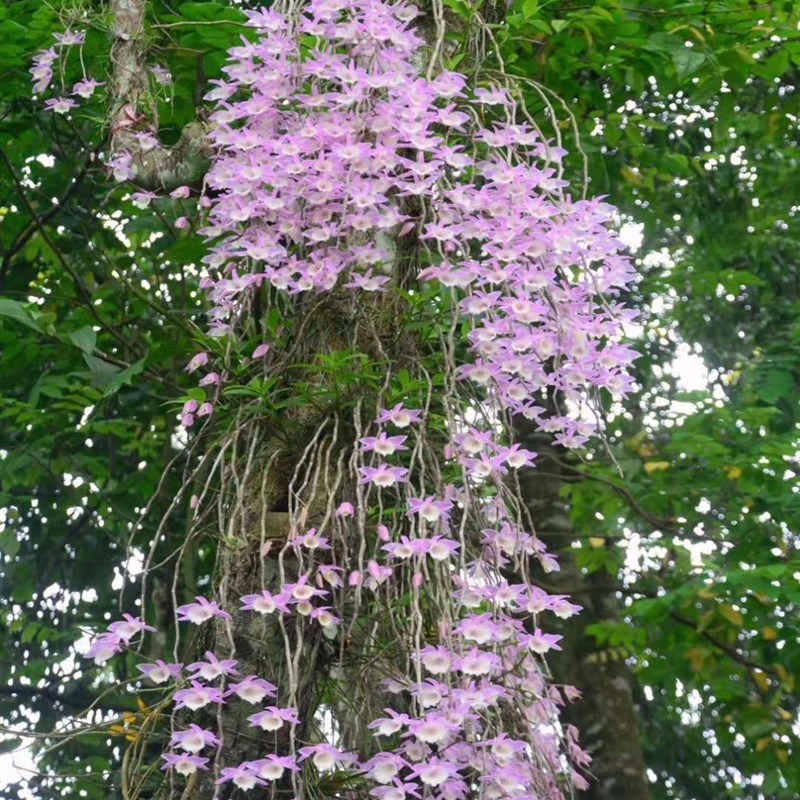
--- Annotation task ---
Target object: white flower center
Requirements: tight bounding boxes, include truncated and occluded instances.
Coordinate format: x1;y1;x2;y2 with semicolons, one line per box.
493;743;514;762
150;667;170;683
258;714;282;731
234;774;257;790
419;689;442;707
175;758;198;776
394;544;413;559
419;765;449;786
428;542;451;561
529;638;551;654
376;720;402;735
471;462;491;478
293;585;314;600
260;764;284;780
239;687;265;703
391;411;411;427
254;597;276;614
185;693;210;710
371;762;398;783
181;734;205;753
297;600;314;616
462;436;483;455
423;655;450;674
197;665;222;681
313;752;335;771
373;471;396;487
416;721;447;743
462;625;491;645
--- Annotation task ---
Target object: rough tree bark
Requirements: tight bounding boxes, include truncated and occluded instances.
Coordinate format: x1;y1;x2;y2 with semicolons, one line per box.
105;1;654;798
517;407;653;800
109;0;211;189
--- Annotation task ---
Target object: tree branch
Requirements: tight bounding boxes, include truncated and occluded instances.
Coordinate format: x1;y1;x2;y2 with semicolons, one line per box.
667;610;780;680
109;0;211;190
0;682;135;714
0;142;103;287
0;147;132;350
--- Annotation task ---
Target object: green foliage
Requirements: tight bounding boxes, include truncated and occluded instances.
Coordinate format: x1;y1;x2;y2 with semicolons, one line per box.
1;1;798;798
496;1;799;796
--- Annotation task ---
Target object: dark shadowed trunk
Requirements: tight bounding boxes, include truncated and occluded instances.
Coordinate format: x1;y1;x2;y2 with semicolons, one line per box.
516;410;652;800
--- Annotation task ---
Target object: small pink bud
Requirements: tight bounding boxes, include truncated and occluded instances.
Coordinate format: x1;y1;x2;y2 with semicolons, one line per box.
190;495;200;509
335;502;354;518
377;525;390;542
174;216;189;230
412;572;424;588
443;484;458;501
183;399;198;414
253;343;270;359
185;352;208;373
197;402;213;417
198;372;220;387
181;414;195;427
348;571;362;587
564;685;582;701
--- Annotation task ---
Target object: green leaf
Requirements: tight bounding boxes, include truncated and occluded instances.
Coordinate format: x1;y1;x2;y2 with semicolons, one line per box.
762;49;790;80
0;529;20;559
101;358;147;397
755;369;793;404
442;0;472;18
68;326;97;354
83;354;119;377
672;47;706;80
21;624;38;644
0;737;23;755
0;298;44;333
177;2;245;22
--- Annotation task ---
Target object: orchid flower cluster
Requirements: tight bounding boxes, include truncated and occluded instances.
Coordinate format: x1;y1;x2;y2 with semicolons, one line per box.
86;607;316;789
31;26;173;106
32;25;175;181
30;28;100;115
189;0;637;442
74;0;639;797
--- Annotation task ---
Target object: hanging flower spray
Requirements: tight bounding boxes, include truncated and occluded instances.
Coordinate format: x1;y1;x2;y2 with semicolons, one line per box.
71;0;638;796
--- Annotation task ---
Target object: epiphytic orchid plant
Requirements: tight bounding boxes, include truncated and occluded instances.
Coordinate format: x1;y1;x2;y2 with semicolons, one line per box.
65;0;638;796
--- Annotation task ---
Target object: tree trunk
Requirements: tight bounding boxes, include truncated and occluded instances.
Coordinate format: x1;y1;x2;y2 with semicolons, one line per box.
104;1;653;797
516;413;652;800
177;287;418;799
